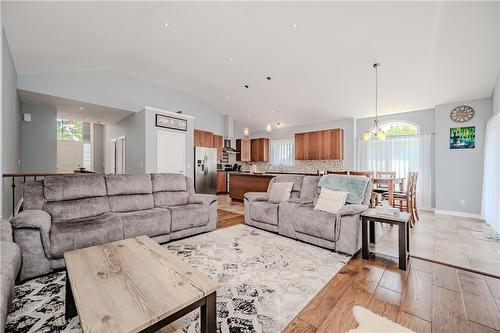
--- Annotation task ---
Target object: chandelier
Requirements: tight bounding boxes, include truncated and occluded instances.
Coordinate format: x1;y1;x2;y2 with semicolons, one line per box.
363;63;386;141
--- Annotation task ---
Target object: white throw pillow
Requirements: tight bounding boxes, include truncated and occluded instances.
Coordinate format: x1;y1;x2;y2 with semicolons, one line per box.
314;188;348;213
268;182;294;203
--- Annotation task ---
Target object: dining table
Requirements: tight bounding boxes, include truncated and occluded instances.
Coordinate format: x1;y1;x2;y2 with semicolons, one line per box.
372;177;405;206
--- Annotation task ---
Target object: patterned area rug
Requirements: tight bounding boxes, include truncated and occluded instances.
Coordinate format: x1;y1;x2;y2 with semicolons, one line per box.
6;224;350;333
469;227;500;242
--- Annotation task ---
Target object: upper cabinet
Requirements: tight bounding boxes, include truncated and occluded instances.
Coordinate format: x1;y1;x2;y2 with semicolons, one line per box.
213;134;223;161
194;129;214;148
295;129;343;160
250;138;269;162
236;138;251;162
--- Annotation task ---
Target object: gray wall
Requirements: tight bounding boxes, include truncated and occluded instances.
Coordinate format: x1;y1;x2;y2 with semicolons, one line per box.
144;108;195;179
17;71;225;134
21;103;57;173
357;108;436;207
235;118;356;170
104;111;145;174
435;97;492;215
493;69;500;116
2;29;22;218
93;123;104;173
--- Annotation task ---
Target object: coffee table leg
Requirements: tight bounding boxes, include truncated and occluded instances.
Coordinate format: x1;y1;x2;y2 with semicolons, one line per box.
362;218;369;260
200;291;216;333
398;223;407;270
65;270;77;320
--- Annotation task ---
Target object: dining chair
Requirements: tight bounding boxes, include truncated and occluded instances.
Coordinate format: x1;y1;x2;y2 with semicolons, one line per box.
349;171;374;178
373;171;397;194
383;172;418;226
327;170;349;175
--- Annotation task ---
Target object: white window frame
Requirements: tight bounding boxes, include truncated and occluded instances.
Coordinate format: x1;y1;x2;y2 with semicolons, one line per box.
269;137;294;166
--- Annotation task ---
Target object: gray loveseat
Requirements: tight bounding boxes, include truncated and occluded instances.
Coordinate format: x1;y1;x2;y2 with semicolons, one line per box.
10;173;217;281
244;175;371;255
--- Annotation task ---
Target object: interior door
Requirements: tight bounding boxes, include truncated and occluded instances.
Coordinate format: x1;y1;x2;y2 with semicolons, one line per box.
157;130;186;174
57;141;83;173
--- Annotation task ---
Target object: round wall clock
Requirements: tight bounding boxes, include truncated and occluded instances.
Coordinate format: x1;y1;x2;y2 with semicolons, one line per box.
450;105;475;123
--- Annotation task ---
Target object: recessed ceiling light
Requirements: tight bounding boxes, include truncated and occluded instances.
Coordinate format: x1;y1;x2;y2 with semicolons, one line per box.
267;76;272;80
164;22;169;28
244;84;249;89
291;23;298;28
79;106;84;110
276;122;281;127
247;114;251;119
228;58;233;62
271;109;275;113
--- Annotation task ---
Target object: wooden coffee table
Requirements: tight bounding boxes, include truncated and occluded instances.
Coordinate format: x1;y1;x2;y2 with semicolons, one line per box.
64;235;217;333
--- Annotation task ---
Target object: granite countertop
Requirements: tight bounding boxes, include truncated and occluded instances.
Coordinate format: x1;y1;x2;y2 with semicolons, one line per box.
225;171;318;177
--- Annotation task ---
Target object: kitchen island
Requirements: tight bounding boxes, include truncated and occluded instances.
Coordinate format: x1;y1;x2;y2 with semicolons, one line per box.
227;171;317;201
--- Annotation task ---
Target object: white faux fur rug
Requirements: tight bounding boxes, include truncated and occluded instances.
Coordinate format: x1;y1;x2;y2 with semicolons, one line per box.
348;306;415;333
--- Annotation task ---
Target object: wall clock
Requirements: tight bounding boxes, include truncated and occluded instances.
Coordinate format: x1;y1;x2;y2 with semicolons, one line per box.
450;105;474;123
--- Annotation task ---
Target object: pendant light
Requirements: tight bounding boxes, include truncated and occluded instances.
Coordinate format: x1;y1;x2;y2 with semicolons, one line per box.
266;124;272;133
243;128;249;137
363;63;386;141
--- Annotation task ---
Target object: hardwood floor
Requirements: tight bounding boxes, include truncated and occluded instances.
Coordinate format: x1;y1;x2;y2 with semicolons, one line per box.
215;195;500;332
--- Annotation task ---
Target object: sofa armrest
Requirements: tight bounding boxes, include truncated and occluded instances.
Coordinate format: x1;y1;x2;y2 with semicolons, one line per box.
188;194;217;206
0;220;13;242
10;210;52;252
337;204;369;217
244;192;268;203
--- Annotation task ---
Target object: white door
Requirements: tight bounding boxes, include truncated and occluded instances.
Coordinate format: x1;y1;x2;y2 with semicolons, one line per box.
157;130;185;174
57;141;83;173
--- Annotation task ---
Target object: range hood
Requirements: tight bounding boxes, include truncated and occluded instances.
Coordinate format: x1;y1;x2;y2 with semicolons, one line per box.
223;139;239;153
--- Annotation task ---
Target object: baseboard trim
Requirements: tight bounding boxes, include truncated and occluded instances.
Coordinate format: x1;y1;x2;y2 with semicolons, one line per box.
434;209;482;220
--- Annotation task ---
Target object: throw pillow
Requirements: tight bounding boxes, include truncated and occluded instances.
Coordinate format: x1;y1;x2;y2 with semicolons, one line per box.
268;182;294;203
314;187;348;213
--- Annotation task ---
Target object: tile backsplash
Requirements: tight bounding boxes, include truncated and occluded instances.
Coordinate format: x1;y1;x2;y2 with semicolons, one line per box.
238;160;343;174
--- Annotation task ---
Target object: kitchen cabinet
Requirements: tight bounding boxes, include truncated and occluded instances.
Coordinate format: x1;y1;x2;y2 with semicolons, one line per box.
250;138;269;162
295;128;343;160
217;171;226;193
236;139;251;162
213;134;223;161
194;129;214;148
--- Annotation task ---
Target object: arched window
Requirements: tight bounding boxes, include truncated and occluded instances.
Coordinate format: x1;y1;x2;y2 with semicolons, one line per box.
368;121;420;137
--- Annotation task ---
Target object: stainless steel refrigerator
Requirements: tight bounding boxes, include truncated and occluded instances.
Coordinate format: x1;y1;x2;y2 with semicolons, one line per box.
194;147;217;194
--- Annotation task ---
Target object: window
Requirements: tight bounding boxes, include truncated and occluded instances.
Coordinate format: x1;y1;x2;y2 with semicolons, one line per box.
57;119;83;141
270;137;294;166
368;121;419;137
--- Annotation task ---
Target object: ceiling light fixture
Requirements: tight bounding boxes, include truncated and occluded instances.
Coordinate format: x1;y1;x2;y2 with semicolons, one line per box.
247;114;251;118
292;23;298;28
228;57;233;62
164;22;169;28
225;96;230;101
244;84;249;89
271;109;274;113
266;124;272;133
244;128;249;137
267;76;271;80
276;122;281;128
363;63;386;141
79;106;84;110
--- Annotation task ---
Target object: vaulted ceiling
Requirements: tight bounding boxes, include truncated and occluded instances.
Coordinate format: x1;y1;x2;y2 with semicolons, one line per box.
3;1;500;130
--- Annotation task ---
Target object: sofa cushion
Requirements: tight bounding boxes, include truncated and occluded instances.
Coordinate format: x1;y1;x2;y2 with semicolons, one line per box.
169;204;209;232
250;201;279;225
268;182;294;203
118;208;171;239
154;191;189;207
105;174;153;195
23;180;45;210
109;194;154;213
314;188;348;213
49;214;123;259
300;176;320;200
151;173;186;192
294;205;337;241
44;175;107;202
44;197;110;222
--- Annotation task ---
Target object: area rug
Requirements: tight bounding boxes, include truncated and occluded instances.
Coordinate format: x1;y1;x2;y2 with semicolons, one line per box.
6;224;350;333
347;306;414;333
469;227;500;242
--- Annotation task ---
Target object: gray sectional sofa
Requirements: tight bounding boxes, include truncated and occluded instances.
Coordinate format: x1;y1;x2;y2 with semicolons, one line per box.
244;175;371;255
10;173;217;281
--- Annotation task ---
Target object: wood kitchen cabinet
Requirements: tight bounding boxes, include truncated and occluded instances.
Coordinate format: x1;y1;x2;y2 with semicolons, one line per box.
194;129;214;148
250;138;269;162
295;129;343;160
236;139;251;162
216;171;226;193
213;134;223;161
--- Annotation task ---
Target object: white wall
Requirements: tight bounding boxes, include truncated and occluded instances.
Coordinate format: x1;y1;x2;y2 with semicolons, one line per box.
2;29;22;218
435;97;492;216
493;69;500;116
104;110;145;174
21;103;57;173
17;71;225;134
